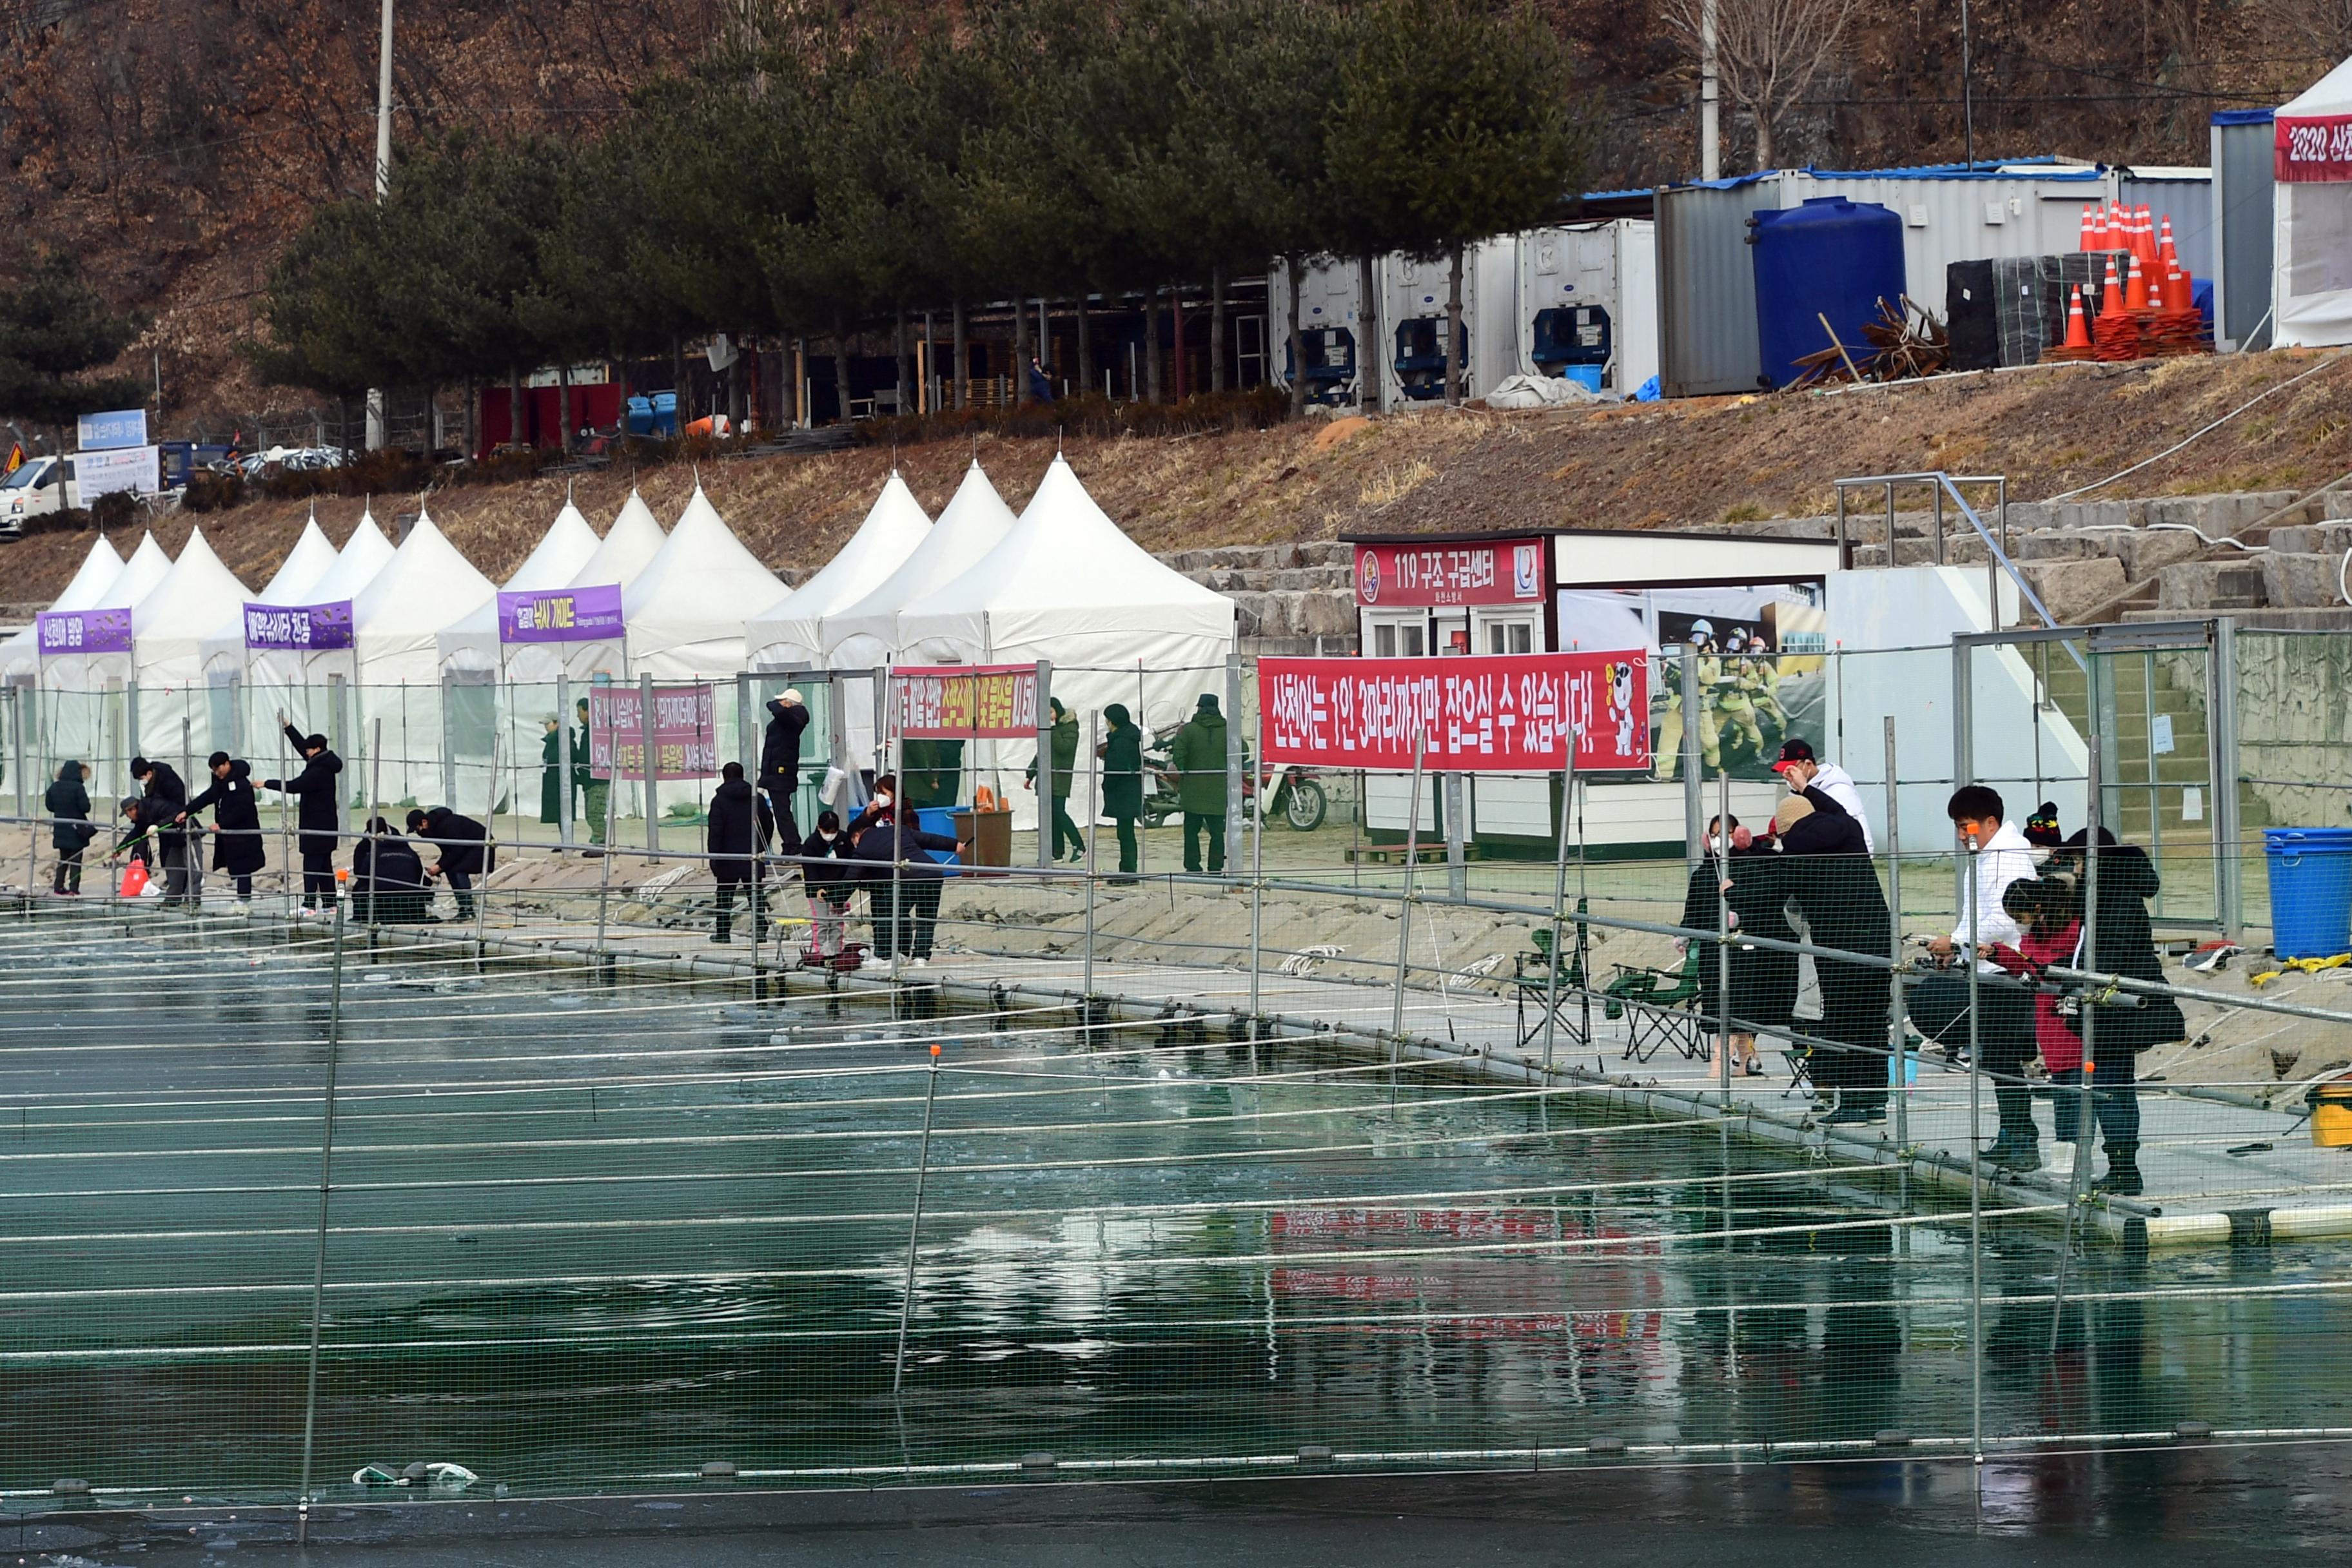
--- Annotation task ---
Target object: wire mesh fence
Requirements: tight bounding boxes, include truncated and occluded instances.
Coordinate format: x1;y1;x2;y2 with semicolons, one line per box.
3;632;2352;1510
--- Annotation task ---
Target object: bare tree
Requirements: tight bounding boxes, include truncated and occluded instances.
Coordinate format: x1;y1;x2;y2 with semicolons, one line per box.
1661;0;1858;170
2242;0;2352;75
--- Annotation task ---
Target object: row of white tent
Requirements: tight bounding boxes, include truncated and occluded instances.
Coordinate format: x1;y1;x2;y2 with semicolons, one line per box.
7;459;1235;812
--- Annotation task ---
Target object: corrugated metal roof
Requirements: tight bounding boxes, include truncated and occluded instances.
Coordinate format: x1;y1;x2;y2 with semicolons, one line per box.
2211;108;2275;126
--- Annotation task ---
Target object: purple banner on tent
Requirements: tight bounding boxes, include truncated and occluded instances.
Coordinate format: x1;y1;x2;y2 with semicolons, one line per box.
242;600;354;651
37;608;132;656
498;584;624;645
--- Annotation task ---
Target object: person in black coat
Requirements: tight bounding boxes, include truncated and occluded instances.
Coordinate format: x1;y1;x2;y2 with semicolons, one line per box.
1768;785;1894;1124
2044;827;2176;1195
848;799;965;963
1680;814;1796;1075
406;805;491;921
760;691;810;860
262;723;343;911
43;760;93;895
705;761;775;943
181;752;266;905
798;809;854;959
130;757;195;906
351;818;432;925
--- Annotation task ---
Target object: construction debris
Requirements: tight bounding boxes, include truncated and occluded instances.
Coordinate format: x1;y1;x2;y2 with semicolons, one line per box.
1790;296;1951;387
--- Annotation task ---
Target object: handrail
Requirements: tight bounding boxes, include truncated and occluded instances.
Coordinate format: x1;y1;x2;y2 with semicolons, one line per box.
1835;469;2085;673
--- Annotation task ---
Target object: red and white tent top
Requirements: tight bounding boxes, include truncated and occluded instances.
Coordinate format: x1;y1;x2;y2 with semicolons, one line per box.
2273;57;2352;346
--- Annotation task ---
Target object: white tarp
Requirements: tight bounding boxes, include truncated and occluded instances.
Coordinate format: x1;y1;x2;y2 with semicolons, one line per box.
2273;57;2352;346
896;455;1236;821
623;485;787;680
0;532;121;683
436;497;603;675
129;526;251;751
744;469;931;671
826;461;1018;669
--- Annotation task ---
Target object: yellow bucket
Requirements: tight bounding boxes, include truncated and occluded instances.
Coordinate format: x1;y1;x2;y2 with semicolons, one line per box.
2308;1073;2352;1148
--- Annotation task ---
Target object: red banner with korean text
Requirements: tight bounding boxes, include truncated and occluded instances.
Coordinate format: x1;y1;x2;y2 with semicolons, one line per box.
1353;537;1547;607
2277;115;2352;181
1261;653;1651;772
892;663;1043;740
586;684;721;780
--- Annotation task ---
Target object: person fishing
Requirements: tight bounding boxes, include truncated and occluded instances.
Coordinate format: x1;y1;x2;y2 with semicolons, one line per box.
43;760;94;896
261;720;343;914
407;805;492;921
179;751;266;910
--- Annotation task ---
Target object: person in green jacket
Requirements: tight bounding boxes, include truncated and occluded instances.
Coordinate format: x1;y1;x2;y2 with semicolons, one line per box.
1024;698;1083;861
574;696;607;849
1166;692;1228;874
1098;703;1142;878
538;716;564;825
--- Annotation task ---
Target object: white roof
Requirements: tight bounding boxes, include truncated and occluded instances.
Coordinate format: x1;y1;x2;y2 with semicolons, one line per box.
825;461;1016;668
0;533;123;678
567;488;666;591
97;532;175;610
435;499;603;672
745;469;931;669
349;508;496;682
254;512;342;603
623;485;787;679
131;525;251;684
302;511;398;605
896;455;1233;667
2282;57;2352;118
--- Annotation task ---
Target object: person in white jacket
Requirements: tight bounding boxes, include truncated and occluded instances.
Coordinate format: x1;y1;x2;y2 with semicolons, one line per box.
1906;785;2045;1170
1770;738;1874;853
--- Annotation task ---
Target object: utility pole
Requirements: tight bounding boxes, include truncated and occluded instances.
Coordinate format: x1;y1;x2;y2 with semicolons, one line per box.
1700;0;1720;180
364;0;394;453
1959;0;1975;168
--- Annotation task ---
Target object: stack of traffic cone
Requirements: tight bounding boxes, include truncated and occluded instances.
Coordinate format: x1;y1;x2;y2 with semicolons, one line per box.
2093;256;2148;360
2079;203;2101;251
2157;215;2179;274
2144;259;2212;356
2044;284;2097;362
2137;204;2159;263
2099;255;2126;317
2124;252;2151;312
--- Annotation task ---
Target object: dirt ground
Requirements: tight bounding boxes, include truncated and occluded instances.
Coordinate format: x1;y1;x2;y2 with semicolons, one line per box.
9;348;2351;608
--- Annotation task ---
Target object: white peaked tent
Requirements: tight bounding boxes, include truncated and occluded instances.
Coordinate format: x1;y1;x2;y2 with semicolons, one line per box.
570;488;667;594
896;456;1235;826
744;470;931;671
436;497;603;674
826;462;1017;669
129;527;251;752
2273;58;2352;346
195;511;342;681
41;532;174;694
237;510;397;763
342;511;495;806
623;485;788;680
500;487;669;689
0;533;122;683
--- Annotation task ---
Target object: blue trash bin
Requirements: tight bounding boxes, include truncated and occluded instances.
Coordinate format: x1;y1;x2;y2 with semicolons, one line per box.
2265;827;2352;959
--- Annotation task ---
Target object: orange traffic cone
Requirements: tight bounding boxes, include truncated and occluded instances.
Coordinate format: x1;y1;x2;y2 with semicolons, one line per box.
2064;285;2091;347
2101;255;2125;317
2079;204;2098;250
2158;214;2177;264
2104;201;2124;250
2125;252;2151;311
2170;260;2193;314
2139;204;2158;260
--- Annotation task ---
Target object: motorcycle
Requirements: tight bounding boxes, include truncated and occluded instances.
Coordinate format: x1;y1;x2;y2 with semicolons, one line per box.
1139;741;1327;832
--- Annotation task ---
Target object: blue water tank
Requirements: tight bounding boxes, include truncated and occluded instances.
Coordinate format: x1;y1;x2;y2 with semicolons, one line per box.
1749;198;1906;389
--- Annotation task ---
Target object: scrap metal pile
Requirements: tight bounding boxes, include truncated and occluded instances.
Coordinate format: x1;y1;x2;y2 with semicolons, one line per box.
1790;296;1951;387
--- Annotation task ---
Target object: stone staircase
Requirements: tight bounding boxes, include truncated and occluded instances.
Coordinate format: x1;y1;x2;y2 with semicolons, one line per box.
1159;540;1358;653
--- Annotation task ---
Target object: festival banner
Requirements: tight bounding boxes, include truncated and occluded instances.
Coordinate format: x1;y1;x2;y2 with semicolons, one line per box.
587;683;720;780
242;600;355;651
498;583;625;644
2277;115;2352;182
1260;652;1651;772
37;607;133;656
73;444;160;500
892;663;1042;740
1353;537;1545;608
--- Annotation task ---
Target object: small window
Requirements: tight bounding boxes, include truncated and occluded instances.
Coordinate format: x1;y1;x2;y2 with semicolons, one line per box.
1375;623;1396;658
1509;623;1533;654
1485;624;1504;654
1400;624;1425;657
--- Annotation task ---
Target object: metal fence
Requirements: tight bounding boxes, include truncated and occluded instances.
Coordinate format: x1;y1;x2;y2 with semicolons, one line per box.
4;631;2352;1518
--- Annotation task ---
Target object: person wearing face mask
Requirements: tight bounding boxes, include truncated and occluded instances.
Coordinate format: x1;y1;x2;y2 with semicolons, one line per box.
799;808;854;961
1678;814;1793;1077
1769;738;1873;852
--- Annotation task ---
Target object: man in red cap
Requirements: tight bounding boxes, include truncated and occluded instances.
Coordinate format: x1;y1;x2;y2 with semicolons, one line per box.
1770;738;1873;852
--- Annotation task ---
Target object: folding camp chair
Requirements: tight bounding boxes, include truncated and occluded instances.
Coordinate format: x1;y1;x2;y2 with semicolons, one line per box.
1602;946;1709;1063
1512;903;1591;1050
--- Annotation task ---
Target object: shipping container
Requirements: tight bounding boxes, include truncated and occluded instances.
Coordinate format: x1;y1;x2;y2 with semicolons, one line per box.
1511;219;1660;393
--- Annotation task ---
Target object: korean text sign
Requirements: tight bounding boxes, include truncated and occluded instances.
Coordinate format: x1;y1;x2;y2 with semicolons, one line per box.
37;608;132;656
1261;652;1651;772
1353;538;1545;607
587;684;720;780
242;600;355;651
498;584;625;644
892;664;1041;739
2277;115;2352;181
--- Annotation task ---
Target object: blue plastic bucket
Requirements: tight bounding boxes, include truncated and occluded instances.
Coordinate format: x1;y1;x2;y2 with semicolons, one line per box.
1560;364;1605;393
2265;828;2352;959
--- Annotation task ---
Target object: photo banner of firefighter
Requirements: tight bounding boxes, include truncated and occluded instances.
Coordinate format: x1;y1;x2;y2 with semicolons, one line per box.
1555;580;1828;782
1261;652;1651;772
